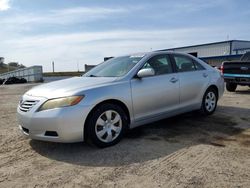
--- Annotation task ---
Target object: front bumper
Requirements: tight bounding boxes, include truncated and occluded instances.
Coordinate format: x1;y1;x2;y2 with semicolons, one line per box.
17;95;92;143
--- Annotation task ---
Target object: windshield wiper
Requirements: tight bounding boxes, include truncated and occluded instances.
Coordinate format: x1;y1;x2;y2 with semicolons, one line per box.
88;74;98;77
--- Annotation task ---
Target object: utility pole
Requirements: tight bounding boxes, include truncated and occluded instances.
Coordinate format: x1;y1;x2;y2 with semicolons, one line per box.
52;61;55;73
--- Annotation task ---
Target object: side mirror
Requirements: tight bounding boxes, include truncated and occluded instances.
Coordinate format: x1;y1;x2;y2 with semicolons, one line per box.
137;68;155;78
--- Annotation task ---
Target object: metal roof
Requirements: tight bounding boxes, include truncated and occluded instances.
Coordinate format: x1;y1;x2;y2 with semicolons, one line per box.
162;40;250;51
200;54;242;60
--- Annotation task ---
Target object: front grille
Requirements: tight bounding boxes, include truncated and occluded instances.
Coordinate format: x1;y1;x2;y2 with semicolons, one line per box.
19;100;39;112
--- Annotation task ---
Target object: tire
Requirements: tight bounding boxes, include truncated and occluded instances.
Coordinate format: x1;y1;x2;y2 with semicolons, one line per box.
200;87;218;115
85;103;128;148
226;83;237;92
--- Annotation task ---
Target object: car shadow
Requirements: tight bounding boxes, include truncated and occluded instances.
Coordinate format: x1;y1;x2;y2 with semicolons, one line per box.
30;106;249;167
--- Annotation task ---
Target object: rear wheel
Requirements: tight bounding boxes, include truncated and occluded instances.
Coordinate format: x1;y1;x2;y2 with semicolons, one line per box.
226;83;237;92
200;87;218;115
86;103;127;148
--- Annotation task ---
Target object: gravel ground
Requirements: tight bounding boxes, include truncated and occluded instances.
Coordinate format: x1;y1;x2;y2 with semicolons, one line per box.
0;84;250;188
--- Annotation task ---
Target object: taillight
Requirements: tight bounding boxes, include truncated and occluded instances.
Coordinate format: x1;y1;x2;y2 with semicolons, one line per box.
220;64;224;74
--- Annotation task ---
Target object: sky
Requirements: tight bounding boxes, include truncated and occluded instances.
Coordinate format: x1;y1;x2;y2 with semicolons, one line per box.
0;0;250;72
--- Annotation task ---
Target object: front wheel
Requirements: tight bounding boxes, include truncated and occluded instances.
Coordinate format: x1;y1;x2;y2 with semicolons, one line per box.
200;88;218;115
226;83;237;92
86;103;127;148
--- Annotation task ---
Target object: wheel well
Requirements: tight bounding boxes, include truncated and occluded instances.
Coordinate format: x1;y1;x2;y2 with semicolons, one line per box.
207;85;219;98
84;99;131;140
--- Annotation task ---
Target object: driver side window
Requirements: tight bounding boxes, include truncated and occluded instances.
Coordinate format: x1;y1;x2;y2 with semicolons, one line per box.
143;55;173;75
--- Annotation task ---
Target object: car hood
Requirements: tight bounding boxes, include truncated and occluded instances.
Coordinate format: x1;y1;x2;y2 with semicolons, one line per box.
25;77;117;99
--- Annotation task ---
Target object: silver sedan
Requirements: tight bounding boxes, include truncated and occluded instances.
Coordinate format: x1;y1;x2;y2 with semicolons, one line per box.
17;51;224;147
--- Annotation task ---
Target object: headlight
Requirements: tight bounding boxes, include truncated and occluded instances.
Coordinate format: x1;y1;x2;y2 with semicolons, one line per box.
38;96;84;111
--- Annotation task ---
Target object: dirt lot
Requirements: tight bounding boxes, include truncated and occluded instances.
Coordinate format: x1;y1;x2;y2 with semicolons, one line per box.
0;84;250;188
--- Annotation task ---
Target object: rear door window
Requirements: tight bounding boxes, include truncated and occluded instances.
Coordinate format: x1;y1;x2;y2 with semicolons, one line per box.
173;55;196;72
193;60;206;70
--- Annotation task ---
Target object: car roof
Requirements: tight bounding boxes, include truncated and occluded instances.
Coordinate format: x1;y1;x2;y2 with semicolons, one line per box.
128;51;192;57
121;51;196;61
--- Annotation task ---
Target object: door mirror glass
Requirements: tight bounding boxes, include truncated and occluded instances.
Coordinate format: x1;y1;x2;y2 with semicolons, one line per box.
137;68;155;78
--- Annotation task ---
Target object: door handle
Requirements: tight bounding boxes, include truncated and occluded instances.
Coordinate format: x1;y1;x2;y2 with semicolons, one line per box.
203;73;208;78
170;77;178;83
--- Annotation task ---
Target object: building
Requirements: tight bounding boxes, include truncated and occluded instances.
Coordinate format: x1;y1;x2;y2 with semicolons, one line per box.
104;56;114;61
8;62;19;67
84;64;96;72
0;57;4;65
85;40;250;69
161;40;250;67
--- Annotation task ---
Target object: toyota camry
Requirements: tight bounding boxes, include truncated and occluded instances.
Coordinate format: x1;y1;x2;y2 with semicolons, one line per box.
17;51;224;147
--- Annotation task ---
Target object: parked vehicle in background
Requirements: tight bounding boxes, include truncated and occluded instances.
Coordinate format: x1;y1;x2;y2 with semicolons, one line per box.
3;77;27;85
221;52;250;92
17;52;224;147
0;78;4;85
214;66;222;71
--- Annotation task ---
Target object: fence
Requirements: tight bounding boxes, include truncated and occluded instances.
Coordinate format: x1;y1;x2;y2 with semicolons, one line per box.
0;66;43;82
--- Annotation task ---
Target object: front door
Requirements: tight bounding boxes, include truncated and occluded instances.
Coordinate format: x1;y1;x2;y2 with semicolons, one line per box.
130;54;180;122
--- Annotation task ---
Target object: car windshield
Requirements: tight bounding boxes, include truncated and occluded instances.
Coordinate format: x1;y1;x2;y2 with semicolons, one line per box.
84;55;144;77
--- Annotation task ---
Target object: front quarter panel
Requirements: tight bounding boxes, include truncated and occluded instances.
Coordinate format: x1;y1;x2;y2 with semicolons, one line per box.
76;80;134;123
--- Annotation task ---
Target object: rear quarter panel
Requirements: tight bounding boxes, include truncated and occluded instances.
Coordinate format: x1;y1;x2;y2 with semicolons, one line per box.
209;69;224;99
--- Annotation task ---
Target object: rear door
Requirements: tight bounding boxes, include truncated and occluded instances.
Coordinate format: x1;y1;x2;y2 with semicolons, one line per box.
130;54;180;121
171;54;209;108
